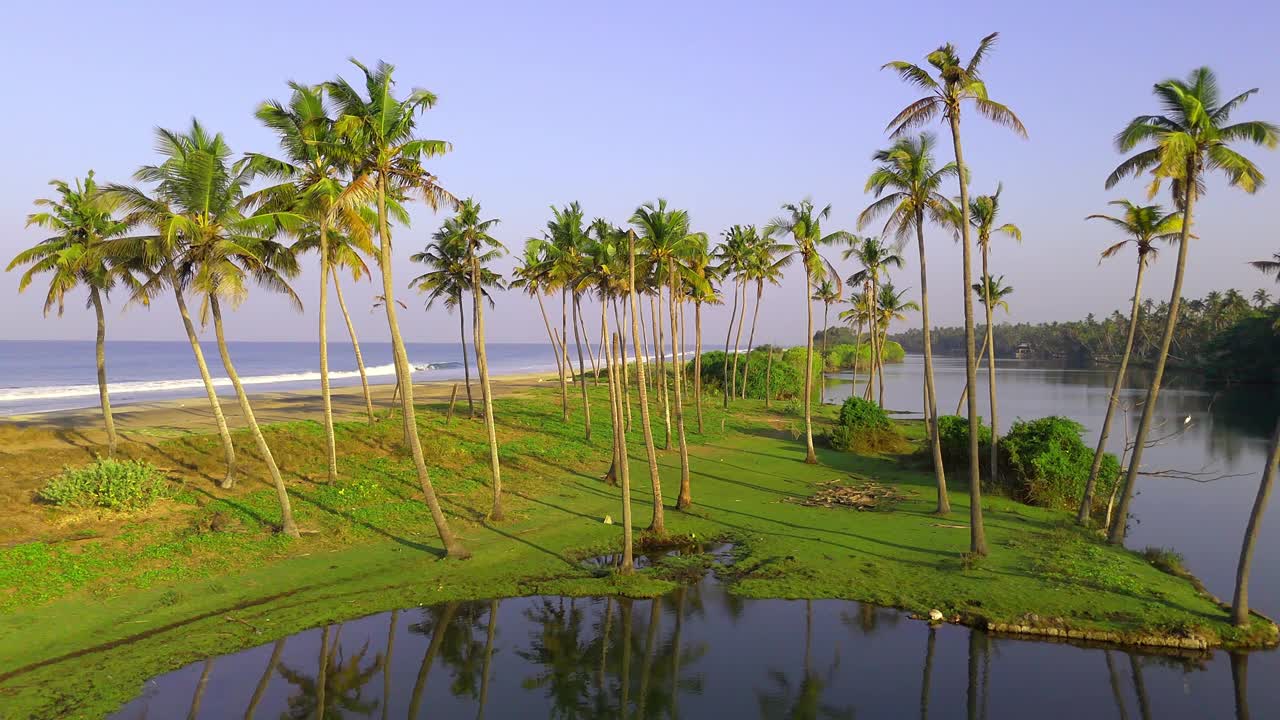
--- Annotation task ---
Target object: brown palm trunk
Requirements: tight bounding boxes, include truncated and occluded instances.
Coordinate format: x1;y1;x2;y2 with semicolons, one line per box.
534;291;564;406
244;638;285;719
981;244;999;484
381;610;397;720
1231;417;1279;625
670;261;692;509
331;270;375;423
739;280;763;400
208;297;299;538
407;602;458;720
316;625;331;717
459;298;474;418
609;333;634;572
172;285;236;488
318;223;338;484
949;111;988;555
578;298;600;380
1078;256;1147;523
88;287;118;457
802;265;817;464
375;178;467;558
559;289;570;421
478;600;498;720
694;302;704;431
1109;167;1195;545
572;294;592;441
186;658;213;720
627;235;665;535
472;255;503;521
956;333;990;415
722;277;740;408
730;278;747;401
652;292;672;449
613;298;633;432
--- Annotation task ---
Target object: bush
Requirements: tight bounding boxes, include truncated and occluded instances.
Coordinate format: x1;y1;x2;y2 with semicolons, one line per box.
827;397;908;453
38;458;170;511
699;347;819;402
936;414;992;473
997;416;1121;510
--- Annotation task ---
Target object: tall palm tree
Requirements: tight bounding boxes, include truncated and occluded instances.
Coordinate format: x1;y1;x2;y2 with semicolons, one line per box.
452;199;507;521
884;32;1027;554
860;132;957;514
625;229;665;535
246;81;373;483
811;279;841;363
1104;67;1277;545
1251;287;1272;309
537;203;592;437
410;227;479;418
510;242;569;410
738;230;788;399
102;120;302;536
9;171;128;456
632;199;705;510
965;184;1021;482
1076;201;1180;525
765;200;850;464
325;58;468;558
1251;252;1280;281
837;290;873;380
845;236;904;407
683;236;719;430
714;225;753;407
1233;418;1279;626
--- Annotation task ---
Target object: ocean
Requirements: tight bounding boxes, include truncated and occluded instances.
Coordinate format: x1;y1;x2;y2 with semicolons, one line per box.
0;340;565;416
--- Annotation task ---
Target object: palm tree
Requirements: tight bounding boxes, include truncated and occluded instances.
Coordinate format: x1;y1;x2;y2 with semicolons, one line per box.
9;171;128;456
844;236;904;407
441;198;507;521
625;228;665;534
410;227;478;418
1104;67;1277;545
537;203;592;438
632;199;705;510
683;236;719;430
884;32;1027;554
860;133;957;514
1233;418;1279;626
1253;288;1273;309
102;120;302;536
325;58;468;558
738;230;788;399
811;279;841;363
837;290;873;381
954;275;1014;412
765;200;850;464
1251;252;1280;282
246;81;373;483
1076;201;1180;525
714;225;753;407
511;242;570;413
964;185;1021;482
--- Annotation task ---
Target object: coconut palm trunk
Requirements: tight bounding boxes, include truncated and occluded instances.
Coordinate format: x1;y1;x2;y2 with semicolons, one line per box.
955;334;990;415
652;293;672;449
172;284;236;488
208;297;299;538
1231;417;1279;626
628;235;665;535
609;333;635;572
669;261;692;509
730;279;748;401
478;600;498;719
472;255;503;521
1078;257;1147;524
802;269;818;464
722;277;740;408
579;301;601;380
1109;177;1195;545
694;301;704;431
407;602;458;720
949;113;988;556
613;299;633;431
980;246;999;483
458;296;475;418
375;179;467;558
559;289;571;421
331;270;375;423
244;638;285;719
739;280;763;400
318;224;338;484
88;287;118;457
572;294;592;441
536;291;566;411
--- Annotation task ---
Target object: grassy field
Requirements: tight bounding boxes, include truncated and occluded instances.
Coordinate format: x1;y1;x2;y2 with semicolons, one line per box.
0;381;1274;718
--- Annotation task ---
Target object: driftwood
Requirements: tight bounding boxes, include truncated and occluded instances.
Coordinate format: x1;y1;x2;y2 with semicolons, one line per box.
784;478;913;511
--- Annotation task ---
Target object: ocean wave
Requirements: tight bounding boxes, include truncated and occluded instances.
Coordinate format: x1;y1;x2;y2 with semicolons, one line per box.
0;361;461;403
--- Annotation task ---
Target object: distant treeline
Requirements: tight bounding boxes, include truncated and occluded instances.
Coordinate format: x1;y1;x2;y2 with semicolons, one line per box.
889;289;1280;384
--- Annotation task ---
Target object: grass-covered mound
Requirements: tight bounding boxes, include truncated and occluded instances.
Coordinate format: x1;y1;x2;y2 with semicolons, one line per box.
827;397;910;453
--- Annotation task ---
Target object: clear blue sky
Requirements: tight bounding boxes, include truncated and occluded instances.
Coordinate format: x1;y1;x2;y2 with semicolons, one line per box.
2;0;1278;344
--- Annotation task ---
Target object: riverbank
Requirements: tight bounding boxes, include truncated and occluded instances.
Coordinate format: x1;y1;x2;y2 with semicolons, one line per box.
0;375;1274;718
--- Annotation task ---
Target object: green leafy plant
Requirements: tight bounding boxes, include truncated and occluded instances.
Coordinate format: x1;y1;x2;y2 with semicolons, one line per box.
827;397;907;453
998;416;1121;509
936;414;992;473
37;459;170;511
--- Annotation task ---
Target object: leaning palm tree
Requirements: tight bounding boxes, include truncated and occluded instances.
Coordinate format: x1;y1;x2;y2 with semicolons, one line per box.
1232;417;1279;626
625;228;666;535
325;58;468;558
714;225;753;407
631;199;705;510
738;230;788;399
876;284;919;363
844;236;904;407
9;171;128;456
246;81;373;483
102;120;302;537
1104;67;1277;545
537;203;592;437
811;279;841;363
964;184;1021;483
683;236;720;430
451;198;507;521
1076;201;1180;525
765;200;850;464
884;32;1027;554
510;242;567;403
860;132;957;514
1251;252;1280;282
410;227;477;417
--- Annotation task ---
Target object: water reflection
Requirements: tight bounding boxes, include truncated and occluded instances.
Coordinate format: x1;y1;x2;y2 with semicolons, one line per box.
111;571;1278;719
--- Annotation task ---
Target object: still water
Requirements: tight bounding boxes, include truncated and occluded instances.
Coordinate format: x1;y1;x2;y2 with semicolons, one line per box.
108;356;1278;719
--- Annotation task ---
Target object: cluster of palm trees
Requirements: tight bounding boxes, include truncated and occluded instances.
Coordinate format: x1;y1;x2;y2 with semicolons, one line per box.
9;38;1279;622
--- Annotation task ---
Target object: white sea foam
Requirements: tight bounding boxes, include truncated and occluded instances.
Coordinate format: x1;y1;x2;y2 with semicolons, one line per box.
0;362;459;404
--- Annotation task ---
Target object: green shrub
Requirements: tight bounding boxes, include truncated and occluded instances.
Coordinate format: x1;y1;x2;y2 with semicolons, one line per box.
1141;546;1186;575
37;458;170;511
698;348;818;401
827;397;907;452
936;414;992;473
997;416;1121;510
823;343;870;371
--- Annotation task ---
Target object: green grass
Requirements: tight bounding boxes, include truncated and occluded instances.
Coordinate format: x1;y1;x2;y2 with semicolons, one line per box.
0;385;1273;718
